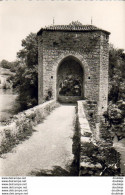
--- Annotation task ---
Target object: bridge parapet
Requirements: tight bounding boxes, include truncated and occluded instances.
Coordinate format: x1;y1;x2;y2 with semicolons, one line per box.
0;100;59;155
77;101;92;137
77;100;121;176
77;101;103;176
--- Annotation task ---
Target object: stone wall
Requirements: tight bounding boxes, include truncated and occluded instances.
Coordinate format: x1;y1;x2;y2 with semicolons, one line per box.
77;100;121;176
0;100;58;153
98;32;109;118
77;101;103;176
38;29;109;120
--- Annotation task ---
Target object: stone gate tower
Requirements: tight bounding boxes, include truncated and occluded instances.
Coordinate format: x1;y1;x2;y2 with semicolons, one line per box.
37;21;110;119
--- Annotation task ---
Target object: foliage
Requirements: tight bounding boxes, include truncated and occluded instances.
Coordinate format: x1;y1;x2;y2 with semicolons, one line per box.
102;45;125;140
0;33;38;112
0;122;34;155
104;101;125;140
0;59;19;72
109;44;125;103
17;33;38;67
107;103;123;124
13;64;38;111
45;90;52;101
59;75;82;96
10;33;38;111
0;59;10;69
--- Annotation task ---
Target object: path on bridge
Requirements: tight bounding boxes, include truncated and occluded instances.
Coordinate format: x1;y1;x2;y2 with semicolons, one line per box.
0;104;76;176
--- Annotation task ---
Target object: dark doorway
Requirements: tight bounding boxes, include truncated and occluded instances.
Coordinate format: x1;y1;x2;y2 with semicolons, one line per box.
57;57;84;103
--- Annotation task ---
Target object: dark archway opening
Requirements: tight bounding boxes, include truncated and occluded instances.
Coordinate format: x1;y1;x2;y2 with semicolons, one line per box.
57;57;84;103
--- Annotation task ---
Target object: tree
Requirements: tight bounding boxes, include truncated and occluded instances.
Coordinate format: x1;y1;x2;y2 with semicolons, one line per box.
0;59;11;69
0;59;19;72
103;45;125;140
108;45;125;103
103;101;125;140
17;33;38;67
12;33;38;111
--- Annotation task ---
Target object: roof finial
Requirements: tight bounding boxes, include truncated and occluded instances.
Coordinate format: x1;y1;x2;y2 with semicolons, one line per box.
91;17;93;25
53;17;55;26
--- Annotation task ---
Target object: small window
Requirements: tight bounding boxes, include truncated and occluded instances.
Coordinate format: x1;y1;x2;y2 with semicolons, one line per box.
106;35;108;40
53;42;58;47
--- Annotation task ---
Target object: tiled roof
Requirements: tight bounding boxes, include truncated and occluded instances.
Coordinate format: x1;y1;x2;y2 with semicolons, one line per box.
37;21;110;35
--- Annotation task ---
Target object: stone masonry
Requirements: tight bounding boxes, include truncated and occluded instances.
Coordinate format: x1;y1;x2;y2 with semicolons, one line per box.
37;21;110;120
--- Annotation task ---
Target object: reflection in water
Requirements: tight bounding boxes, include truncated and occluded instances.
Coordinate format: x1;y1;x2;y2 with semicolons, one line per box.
0;89;17;123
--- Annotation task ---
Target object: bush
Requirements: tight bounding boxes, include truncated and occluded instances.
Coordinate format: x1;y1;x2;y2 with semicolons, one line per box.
11;33;38;111
103;101;125;140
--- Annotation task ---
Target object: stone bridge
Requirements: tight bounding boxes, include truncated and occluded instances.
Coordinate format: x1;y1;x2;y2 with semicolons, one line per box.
0;100;102;176
0;23;120;176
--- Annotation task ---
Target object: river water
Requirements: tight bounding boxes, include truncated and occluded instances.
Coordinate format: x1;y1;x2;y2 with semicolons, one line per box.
0;89;17;123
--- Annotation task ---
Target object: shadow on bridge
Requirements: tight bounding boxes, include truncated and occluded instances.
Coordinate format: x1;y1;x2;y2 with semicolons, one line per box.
30;115;80;176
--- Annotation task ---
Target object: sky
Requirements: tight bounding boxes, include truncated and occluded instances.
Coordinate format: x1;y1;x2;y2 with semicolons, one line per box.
0;1;125;61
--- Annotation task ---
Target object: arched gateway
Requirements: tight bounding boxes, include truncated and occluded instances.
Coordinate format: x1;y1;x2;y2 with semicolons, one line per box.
37;21;110;117
57;56;84;103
